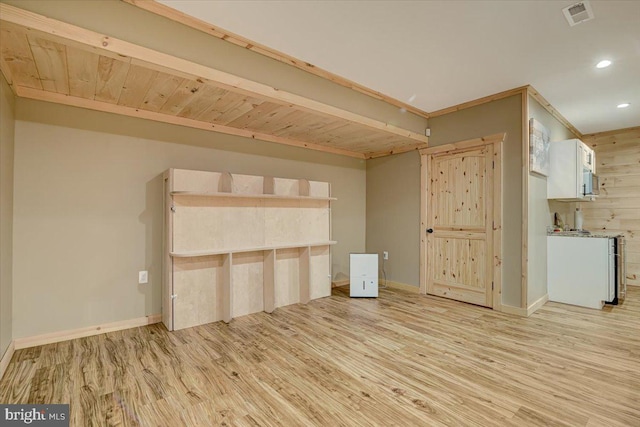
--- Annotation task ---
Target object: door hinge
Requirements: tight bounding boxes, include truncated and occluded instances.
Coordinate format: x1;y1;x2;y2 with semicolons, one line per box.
492;160;495;169
171;294;178;299
170;206;176;213
492;282;494;290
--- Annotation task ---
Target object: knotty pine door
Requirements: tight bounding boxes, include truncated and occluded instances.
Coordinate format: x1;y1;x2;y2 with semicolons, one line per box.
422;136;502;308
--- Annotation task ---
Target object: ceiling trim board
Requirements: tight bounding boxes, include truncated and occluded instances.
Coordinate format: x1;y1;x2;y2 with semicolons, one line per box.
16;86;366;159
364;143;428;159
121;0;430;120
527;86;582;139
0;3;427;146
427;84;582;142
428;86;529;118
581;125;640;140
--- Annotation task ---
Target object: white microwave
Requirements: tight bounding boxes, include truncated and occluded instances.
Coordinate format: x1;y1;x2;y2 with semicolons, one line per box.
583;170;600;196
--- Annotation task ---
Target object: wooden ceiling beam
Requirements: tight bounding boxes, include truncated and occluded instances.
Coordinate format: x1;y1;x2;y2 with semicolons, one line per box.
0;3;428;145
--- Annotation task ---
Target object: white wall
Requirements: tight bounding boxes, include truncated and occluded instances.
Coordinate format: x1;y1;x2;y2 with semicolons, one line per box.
13;99;366;338
0;75;15;357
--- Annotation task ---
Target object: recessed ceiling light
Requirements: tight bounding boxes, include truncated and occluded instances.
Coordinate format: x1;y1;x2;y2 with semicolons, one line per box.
617;103;630;108
596;60;611;68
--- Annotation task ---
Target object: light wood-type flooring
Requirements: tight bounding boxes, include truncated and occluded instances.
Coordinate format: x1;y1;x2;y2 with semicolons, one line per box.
1;286;639;426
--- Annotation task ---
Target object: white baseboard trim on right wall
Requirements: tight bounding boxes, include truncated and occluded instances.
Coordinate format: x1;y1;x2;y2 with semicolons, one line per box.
527;294;550;316
499;293;549;317
498;304;527;317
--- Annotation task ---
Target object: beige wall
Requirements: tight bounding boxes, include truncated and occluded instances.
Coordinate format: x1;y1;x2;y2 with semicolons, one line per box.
366;151;421;285
527;96;578;303
364;95;523;307
4;0;429;339
0;75;15;356
425;95;523;307
4;0;427;134
12;99;366;338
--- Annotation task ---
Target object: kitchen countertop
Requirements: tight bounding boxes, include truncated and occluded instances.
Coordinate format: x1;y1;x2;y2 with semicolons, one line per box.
547;231;624;238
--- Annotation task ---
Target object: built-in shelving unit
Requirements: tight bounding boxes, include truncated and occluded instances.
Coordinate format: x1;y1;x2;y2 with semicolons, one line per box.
163;168;335;330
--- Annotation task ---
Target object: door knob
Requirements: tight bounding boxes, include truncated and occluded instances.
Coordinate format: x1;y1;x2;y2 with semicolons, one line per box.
426;228;434;234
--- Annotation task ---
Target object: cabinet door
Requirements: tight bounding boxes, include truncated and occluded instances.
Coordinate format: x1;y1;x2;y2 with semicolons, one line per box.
607;239;615;301
580;142;595;172
548;236;609;309
576;144;585;198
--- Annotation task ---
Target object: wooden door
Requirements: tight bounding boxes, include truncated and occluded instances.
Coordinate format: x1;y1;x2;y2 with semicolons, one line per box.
421;135;503;308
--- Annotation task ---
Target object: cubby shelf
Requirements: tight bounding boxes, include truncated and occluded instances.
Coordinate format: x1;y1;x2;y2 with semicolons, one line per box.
170;241;337;258
171;191;336;201
164;168;335;331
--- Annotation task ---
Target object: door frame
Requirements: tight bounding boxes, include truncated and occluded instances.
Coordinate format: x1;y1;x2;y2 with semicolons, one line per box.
419;133;504;311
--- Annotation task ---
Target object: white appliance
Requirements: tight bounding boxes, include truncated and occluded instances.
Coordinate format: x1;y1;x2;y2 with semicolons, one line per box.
547;236;615;309
548;138;598;201
350;253;378;297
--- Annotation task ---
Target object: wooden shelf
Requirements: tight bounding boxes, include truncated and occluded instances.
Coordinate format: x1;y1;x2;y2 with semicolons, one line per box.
165;168;334;331
171;191;336;201
0;3;429;159
170;241;337;258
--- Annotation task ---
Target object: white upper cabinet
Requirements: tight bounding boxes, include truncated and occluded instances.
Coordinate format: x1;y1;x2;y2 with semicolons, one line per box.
547;139;597;201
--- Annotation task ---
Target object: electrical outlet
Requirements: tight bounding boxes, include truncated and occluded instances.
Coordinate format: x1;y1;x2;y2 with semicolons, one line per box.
383;251;389;260
138;270;148;284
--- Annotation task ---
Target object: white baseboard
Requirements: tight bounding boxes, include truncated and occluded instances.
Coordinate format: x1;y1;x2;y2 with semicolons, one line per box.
0;340;15;380
334;278;420;294
527;294;549;316
499;294;549;317
14;314;162;350
499;304;528;317
380;279;420;294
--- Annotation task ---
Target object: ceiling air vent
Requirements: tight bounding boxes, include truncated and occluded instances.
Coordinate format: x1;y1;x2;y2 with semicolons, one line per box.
562;1;594;26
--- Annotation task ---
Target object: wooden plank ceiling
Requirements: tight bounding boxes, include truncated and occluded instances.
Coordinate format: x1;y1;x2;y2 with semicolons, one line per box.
0;4;428;159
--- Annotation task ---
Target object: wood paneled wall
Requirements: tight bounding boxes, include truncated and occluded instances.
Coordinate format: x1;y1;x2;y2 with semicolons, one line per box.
582;127;640;286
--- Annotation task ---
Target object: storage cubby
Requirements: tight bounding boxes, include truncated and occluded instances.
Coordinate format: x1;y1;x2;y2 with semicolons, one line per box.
163;168;336;331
